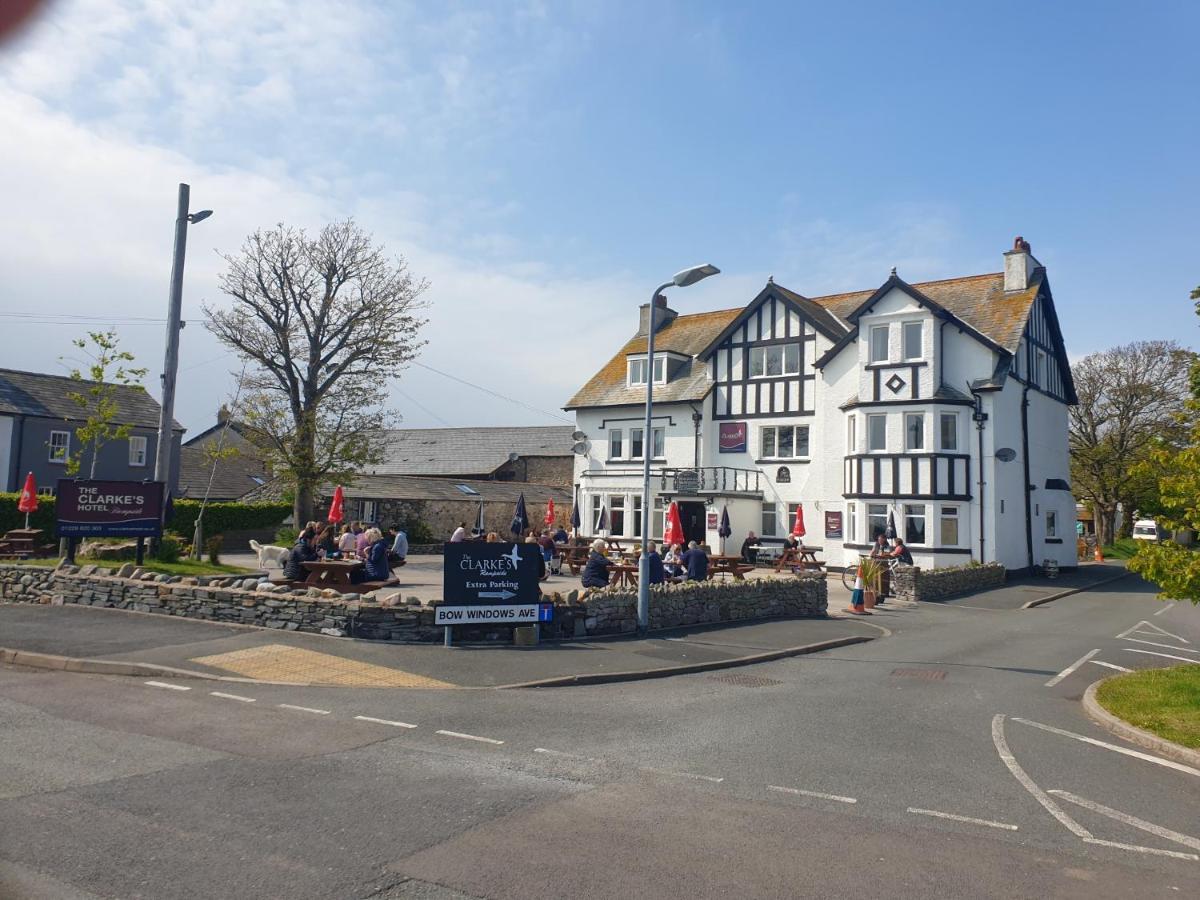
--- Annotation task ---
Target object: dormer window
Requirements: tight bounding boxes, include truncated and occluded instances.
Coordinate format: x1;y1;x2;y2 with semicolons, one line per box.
628;356;666;386
749;344;799;378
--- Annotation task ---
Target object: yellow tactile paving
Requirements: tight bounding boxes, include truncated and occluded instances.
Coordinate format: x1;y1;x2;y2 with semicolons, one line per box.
190;644;453;688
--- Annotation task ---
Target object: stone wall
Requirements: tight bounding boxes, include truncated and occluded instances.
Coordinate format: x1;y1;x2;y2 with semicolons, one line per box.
890;562;1005;602
362;498;568;543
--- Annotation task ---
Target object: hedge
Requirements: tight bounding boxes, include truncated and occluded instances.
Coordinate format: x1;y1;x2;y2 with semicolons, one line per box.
0;493;57;533
169;500;291;539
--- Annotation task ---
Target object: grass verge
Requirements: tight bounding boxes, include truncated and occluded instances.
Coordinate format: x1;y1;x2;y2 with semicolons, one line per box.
7;558;254;577
1100;538;1140;560
1096;665;1200;750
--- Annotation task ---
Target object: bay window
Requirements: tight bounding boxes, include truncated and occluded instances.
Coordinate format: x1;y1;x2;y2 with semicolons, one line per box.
867;414;886;451
905;412;925;451
939;412;958;451
939;506;959;545
609;495;625;535
867;504;888;541
904;503;926;544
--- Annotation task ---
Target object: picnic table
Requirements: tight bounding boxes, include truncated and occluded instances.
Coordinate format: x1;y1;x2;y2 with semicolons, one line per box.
608;563;639;589
556;544;590;575
773;546;824;573
300;558;364;587
0;528;56;560
708;554;754;580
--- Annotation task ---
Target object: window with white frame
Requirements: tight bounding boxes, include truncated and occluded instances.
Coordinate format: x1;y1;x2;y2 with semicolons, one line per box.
786;502;800;535
591;495;602;531
128;435;147;467
846;415;856;453
940;506;959;545
361;500;378;524
846;504;856;544
939;412;959;451
609;495;625;535
608;429;623;460
628;356;665;386
630;428;644;459
749;344;800;378
761;502;777;537
902;321;923;360
904;503;926;544
869;325;889;363
38;486;54;497
760;424;809;459
867;503;888;541
1046;509;1058;538
651;426;665;459
632;495;643;538
867;414;886;451
654;497;665;539
904;412;925;451
48;430;69;464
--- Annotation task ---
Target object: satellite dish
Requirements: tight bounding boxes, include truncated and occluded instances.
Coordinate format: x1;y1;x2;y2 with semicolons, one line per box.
996;447;1017;462
571;430;587;441
507;452;520;463
572;440;590;456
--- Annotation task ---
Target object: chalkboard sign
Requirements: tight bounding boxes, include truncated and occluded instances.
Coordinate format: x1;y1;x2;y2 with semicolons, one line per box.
674;470;700;494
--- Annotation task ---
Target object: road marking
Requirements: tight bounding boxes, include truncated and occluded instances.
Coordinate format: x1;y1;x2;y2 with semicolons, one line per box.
1049;790;1200;852
1124;649;1200;665
1124;638;1199;653
277;704;331;715
641;767;724;783
1133;621;1189;643
768;785;857;804
1044;649;1100;686
990;715;1093;839
436;729;503;745
907;807;1018;831
533;747;594;760
1012;717;1200;777
144;680;190;691
1088;660;1132;673
210;691;256;703
1082;838;1199;861
1153;603;1176;616
354;715;417;729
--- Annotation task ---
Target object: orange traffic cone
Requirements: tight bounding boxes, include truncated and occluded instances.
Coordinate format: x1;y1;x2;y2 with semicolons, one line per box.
1094;545;1104;562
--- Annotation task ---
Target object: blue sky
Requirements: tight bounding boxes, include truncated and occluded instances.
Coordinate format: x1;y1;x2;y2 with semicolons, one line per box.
1;0;1196;434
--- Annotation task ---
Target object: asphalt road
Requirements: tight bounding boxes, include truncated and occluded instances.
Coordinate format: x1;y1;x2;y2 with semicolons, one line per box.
2;575;1198;899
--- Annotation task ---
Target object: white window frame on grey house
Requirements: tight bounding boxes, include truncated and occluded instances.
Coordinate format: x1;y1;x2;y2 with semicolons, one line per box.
904;412;925;451
940;505;959;546
867;414;886;452
128;435;147;467
869;325;889;363
749;344;800;378
608;429;623;460
939;412;959;451
902;321;923;360
628;356;666;386
760;424;809;460
48;430;70;464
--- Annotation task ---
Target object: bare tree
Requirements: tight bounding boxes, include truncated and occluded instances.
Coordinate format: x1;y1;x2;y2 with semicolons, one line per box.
205;220;428;524
1069;340;1194;546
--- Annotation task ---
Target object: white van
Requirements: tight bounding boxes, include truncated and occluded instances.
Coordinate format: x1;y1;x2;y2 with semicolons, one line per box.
1132;519;1164;542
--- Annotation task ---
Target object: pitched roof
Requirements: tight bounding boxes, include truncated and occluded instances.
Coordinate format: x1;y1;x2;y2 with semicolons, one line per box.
0;367;182;431
369;425;574;477
177;445;269;501
241;474;571;505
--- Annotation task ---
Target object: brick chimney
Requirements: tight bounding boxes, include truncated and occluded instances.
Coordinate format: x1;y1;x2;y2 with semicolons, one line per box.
1003;235;1041;292
638;294;678;336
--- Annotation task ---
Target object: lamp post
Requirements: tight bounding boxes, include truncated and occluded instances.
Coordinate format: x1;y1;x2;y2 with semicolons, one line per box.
153;183;212;495
637;263;719;632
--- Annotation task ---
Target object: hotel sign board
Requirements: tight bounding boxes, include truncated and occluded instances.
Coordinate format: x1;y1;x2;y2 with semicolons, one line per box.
437;541;542;625
55;480;165;538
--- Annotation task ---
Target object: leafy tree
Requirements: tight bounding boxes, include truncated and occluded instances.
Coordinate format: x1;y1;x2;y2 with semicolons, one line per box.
1068;340;1194;546
1128;284;1200;603
62;330;148;478
205;220;428;524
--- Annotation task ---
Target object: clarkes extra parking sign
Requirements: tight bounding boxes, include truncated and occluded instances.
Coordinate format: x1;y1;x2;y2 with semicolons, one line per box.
436;542;542;625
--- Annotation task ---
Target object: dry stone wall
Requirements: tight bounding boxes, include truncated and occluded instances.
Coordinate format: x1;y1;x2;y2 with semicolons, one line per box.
890;562;1005;602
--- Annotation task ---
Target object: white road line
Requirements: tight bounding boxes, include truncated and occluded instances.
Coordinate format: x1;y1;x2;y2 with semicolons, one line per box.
641;767;724;784
1124;649;1200;665
1082;838;1199;861
1153;603;1176;616
1012;717;1200;777
768;785;857;804
278;704;331;715
210;691;256;703
1049;790;1200;852
990;715;1093;839
144;680;190;691
353;716;416;729
907;807;1018;831
1088;660;1132;673
1044;649;1100;687
1124;638;1199;653
436;729;503;745
1136;621;1190;643
533;747;593;760
1115;620;1151;640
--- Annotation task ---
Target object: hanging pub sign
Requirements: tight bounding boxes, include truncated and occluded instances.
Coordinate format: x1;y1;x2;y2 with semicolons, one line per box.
776;466;791;483
673;469;700;494
825;511;843;540
55;480;165;538
718;421;747;453
437;541;543;625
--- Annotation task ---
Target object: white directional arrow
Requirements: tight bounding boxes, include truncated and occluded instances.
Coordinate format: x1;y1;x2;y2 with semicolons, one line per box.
479;590;516;600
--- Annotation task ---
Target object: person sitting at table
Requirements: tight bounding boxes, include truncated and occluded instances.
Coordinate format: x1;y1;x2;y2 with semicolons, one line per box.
869;533;890;559
282;529;319;581
485;532;500;543
888;536;913;566
663;543;684;579
526;536;550;582
316;524;338;558
645;541;665;585
740;530;759;564
553;525;569;544
580;539;611;589
390;525;408;567
337;524;356;555
352;527;392;583
680;540;709;581
450;522;467;543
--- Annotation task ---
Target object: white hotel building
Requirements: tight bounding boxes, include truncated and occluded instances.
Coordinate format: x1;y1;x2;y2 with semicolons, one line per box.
564;238;1078;572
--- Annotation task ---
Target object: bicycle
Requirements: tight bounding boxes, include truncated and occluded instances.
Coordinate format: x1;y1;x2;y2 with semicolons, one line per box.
840;555;901;590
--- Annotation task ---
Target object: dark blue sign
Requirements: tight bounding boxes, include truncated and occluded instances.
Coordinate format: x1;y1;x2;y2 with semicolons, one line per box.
55;480;165;538
537;603;555;623
441;541;541;606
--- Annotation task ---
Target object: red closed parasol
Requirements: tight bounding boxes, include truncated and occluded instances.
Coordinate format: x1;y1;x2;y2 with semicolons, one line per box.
544;498;555;526
328;485;345;523
791;503;806;539
17;472;37;528
663;501;685;547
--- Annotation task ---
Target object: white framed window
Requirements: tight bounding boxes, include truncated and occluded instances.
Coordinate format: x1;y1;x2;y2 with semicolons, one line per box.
904;412;925;451
608;429;623;460
632;495;643;538
846;504;856;544
1046;510;1058;538
651;426;665;459
867;414;887;452
846;415;857;453
609;495;626;535
361;500;377;524
591;495;603;531
630;428;644;460
48;430;70;464
761;502;777;537
760;424;809;459
902;321;923;360
654;497;665;539
869;325;889;363
904;503;926;545
940;506;959;545
939;412;959;451
867;503;888;541
749;344;800;378
128;435;148;467
37;486;54;497
628;356;666;386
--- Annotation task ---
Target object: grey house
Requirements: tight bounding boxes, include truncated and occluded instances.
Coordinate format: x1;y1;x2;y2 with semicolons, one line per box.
0;368;184;496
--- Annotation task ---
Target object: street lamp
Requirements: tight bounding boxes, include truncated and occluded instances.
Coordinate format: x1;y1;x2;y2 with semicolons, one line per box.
637;263;720;631
153;183;212;495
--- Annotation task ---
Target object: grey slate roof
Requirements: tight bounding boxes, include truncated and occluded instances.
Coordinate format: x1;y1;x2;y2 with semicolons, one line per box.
0;367;182;431
369;425;575;477
242;474;571;505
177;445;269;501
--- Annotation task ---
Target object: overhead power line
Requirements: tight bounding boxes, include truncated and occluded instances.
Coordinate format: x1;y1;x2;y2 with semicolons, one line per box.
410;361;573;424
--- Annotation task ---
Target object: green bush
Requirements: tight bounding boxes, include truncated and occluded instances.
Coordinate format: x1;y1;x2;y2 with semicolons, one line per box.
168;500;290;542
154;535;183;563
275;526;299;546
399;519;435;544
0;492;57;533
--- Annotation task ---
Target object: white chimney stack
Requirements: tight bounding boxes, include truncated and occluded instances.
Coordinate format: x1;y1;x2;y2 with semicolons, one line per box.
1003;235;1040;292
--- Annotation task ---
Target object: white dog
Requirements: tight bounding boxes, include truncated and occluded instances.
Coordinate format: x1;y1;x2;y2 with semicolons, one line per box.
249;539;290;570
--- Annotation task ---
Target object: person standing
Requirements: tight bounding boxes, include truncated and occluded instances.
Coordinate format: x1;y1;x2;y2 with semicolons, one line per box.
450;522;467;543
680;540;709;581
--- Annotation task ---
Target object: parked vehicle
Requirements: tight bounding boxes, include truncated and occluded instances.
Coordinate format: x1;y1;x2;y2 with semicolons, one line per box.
1131;519;1165;542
